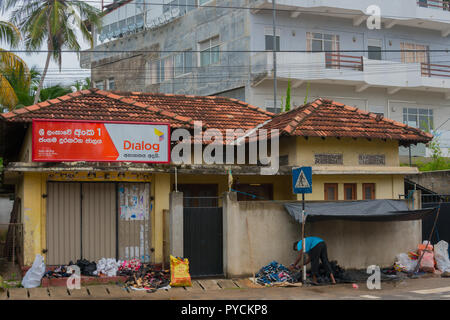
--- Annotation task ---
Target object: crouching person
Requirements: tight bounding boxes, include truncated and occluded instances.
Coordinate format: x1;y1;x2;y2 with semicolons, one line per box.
289;236;336;285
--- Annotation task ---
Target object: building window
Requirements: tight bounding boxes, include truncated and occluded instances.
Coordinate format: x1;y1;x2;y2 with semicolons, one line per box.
363;183;376;200
199;36;220;67
265;28;280;51
315;153;343;165
94;80;104;90
324;183;338;201
403;108;434;131
368;39;382;60
306;32;340;52
147;60;158;85
163;0;193;15
400;42;429;64
174;50;193;77
344;183;357;200
107;78;115;90
359;154;386;165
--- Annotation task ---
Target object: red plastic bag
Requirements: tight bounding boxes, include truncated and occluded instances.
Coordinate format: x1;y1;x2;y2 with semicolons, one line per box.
418;242;435;273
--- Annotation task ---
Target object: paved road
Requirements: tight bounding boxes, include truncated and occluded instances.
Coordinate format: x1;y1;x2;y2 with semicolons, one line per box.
1;276;450;300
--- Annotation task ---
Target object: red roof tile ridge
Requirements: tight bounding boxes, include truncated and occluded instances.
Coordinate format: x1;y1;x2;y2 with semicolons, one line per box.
113;90;275;118
276;101;321;134
332;100;432;139
0;89;96;120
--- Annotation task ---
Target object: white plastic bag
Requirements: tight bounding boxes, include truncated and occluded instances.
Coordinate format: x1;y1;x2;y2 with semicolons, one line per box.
22;254;46;288
395;253;418;272
434;240;450;273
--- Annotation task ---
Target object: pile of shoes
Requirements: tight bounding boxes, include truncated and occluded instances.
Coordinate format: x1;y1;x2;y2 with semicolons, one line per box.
255;261;297;286
124;264;170;292
118;259;142;276
43;265;73;279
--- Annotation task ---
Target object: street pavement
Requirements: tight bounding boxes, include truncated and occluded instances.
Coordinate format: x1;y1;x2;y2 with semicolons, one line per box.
1;276;450;300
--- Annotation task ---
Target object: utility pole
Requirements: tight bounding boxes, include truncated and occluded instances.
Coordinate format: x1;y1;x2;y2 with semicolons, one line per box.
272;0;277;112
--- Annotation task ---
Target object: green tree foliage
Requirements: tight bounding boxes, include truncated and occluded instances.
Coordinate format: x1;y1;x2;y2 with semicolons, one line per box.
0;19;30;110
284;80;291;112
415;121;450;171
2;0;102;105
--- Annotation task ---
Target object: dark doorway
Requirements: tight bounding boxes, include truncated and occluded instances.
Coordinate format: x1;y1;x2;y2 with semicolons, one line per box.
183;207;223;277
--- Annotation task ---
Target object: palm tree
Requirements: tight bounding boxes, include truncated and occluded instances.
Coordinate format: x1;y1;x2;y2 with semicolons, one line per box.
73;77;91;91
0;19;30;110
9;66;73;108
2;0;102;105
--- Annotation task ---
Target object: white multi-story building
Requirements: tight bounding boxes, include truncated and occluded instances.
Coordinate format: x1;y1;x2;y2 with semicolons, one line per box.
82;0;450;159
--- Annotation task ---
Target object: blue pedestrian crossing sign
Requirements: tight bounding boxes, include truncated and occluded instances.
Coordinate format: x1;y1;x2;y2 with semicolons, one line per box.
292;167;312;194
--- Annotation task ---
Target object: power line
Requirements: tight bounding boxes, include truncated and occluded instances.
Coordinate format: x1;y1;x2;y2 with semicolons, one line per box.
5;49;450;53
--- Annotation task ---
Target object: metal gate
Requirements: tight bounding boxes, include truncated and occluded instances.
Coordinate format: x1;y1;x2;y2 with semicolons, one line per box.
81;183;117;261
46;182;151;265
422;195;450;245
47;182;82;265
183;205;223;277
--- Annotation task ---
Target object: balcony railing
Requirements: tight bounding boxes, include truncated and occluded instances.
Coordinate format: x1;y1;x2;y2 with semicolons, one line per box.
325;53;364;71
421;62;450;78
417;0;450;11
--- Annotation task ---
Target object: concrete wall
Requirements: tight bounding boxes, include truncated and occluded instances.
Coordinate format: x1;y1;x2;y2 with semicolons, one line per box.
406;170;450;194
223;192;421;277
0;196;13;239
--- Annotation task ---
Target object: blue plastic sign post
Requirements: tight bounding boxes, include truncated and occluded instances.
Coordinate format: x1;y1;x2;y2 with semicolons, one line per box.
292;167;312;194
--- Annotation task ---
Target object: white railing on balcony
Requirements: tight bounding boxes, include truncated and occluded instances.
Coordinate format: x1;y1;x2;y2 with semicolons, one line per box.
421;62;450;77
325;53;364;72
251;51;450;90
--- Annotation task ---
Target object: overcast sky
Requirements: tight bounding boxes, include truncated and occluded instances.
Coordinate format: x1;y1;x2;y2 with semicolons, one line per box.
1;0;105;86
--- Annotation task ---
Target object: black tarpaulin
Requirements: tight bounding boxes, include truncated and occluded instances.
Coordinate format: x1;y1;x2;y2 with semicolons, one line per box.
284;199;437;223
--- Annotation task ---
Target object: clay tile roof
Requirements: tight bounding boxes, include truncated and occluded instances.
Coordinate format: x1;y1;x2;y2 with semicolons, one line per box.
0;89;190;128
0;90;273;135
113;91;274;132
262;98;432;145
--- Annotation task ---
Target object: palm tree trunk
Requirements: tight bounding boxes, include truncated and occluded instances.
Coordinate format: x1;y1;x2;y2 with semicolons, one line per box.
33;17;52;105
33;48;51;105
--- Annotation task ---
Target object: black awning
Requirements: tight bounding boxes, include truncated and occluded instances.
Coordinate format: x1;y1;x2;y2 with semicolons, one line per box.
284;199;437;223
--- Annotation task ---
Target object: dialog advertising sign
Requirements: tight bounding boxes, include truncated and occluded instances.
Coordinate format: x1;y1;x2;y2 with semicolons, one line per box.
32;120;170;163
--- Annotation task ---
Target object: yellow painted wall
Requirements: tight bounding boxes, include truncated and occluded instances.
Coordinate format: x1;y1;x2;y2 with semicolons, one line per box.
299;174;404;201
295;137;400;167
174;174;295;201
21;172;47;265
152;173;170;264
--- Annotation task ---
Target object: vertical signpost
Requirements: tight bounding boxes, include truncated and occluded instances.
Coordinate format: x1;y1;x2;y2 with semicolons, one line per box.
292;167;312;283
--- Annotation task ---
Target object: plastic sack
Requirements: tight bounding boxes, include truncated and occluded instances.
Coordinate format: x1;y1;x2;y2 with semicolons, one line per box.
169;255;192;287
22;254;46;288
418;241;435;273
395;253;418;272
434;240;450;273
